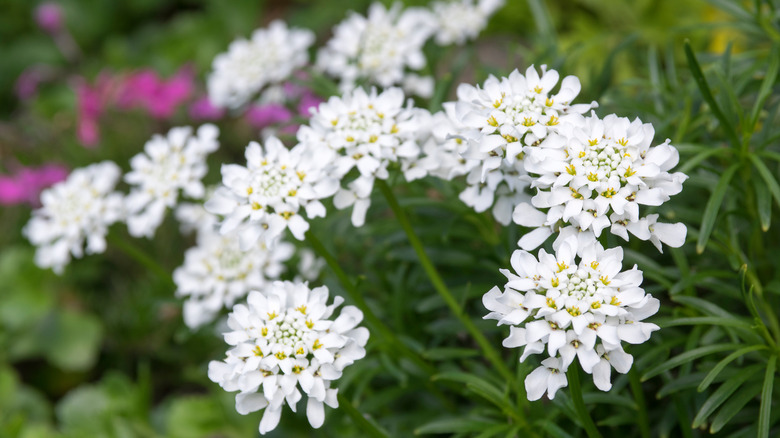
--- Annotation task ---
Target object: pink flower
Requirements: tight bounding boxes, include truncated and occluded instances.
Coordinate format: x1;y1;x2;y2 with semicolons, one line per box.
189;97;226;120
0;164;68;206
245;104;292;129
35;3;63;34
117;67;194;119
297;92;324;117
75;74;113;147
15;69;42;100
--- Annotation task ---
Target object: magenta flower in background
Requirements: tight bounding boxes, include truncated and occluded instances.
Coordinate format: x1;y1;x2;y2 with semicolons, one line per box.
245;103;293;129
35;3;63;34
0;164;68;206
118;67;194;119
15;69;42;100
75;74;113;147
188;97;225;121
297;92;324;117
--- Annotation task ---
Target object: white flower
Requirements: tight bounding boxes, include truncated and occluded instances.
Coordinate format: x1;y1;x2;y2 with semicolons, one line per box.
173;215;294;329
447;65;596;224
316;2;435;92
208;20;315;109
401;73;435;98
525;357;568;401
297;87;430;226
124;125;218;238
23;161;123;274
205;137;338;246
296;249;325;282
430;0;505;46
515;112;688;252
483;237;659;399
208;281;369;434
416;106;480;181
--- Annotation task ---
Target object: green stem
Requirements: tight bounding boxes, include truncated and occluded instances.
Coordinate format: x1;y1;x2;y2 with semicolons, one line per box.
337;392;390;438
566;362;602;438
108;233;174;288
376;180;521;394
305;230;447;388
629;368;651;438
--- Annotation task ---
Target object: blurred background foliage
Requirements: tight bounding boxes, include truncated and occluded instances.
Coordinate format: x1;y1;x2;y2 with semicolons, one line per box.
2;0;780;437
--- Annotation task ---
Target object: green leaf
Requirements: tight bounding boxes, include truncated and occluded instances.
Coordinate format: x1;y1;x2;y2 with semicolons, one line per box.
414;417;498;435
750;44;780;128
42;310;103;372
164;396;226;438
696;163;740;253
692;363;763;428
758;355;777;438
656;316;753;330
642;344;742;381
753;174;773;231
422;347;480;361
750;155;780;210
710;382;762;433
432;372;514;415
683;41;741;149
699;345;767;391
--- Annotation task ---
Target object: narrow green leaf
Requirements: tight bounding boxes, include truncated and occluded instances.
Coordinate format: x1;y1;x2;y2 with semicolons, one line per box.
677;147;730;174
750;45;780;127
710;382;762;433
696;163;740;253
758;355;777;438
432;372;515;416
526;0;556;44
692;364;763;428
422;347;480;361
684;41;741;149
415;418;497;435
753;175;773;231
750;155;780;210
642;344;742;381
699;345;768;391
656;316;752;330
670;295;734;317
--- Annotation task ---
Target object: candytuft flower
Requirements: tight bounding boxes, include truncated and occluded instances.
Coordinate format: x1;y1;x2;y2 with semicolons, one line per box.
124;124;219;238
316;2;435;92
447;65;596;224
515;112;687;252
24;161;124;274
208;20;314;109
208;281;368;434
430;0;505;46
205;137;338;246
483;237;659;400
296;87;431;226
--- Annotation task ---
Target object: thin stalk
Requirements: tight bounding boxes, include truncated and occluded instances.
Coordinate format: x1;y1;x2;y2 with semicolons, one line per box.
629;368;651;438
376;180;521;395
566;362;602;438
337;393;390;438
108;234;174;288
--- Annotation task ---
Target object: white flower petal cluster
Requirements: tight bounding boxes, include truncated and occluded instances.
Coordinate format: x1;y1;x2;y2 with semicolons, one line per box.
206;137;339;245
208;281;368;435
316;2;435;93
416;107;480;181
297;87;431;226
125;124;219;238
208;20;315;109
483;237;659;400
515;112;688;252
24;161;123;274
173;216;294;329
445;65;596;224
431;0;505;45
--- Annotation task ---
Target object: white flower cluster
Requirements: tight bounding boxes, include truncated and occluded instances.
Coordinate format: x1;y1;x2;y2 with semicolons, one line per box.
208;20;315;109
297;86;431;226
483;238;659;400
125;124;219;238
205;137;339;245
428;65;596;225
431;0;506;46
316;1;505;97
24;161;124;274
515;113;688;252
173;206;295;329
208;281;368;435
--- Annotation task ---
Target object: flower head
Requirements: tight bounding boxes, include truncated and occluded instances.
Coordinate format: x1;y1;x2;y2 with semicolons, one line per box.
208;20;315;109
430;0;505;46
483;237;659;400
208;281;368;434
297;87;430;226
23;161;123;274
316;2;435;92
205;137;338;246
124;125;219;238
515;112;688;252
447;65;596;224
